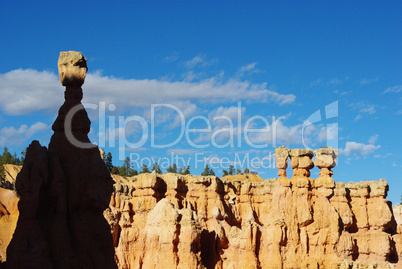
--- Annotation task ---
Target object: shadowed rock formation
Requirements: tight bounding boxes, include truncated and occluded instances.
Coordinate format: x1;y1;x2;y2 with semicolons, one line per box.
5;51;117;269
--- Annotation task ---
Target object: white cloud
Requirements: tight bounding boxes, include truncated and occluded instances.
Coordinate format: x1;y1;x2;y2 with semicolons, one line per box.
350;102;376;120
239;62;257;73
374;153;392;159
310;77;344;86
340;142;380;157
164;52;179;62
359;77;379;85
328;78;341;85
210;105;245;122
166;148;201;155
340;135;380;158
368;134;378;144
0;122;49;146
383;85;402;94
0;69;61;115
237;62;261;77
183;55;218;69
0;69;296;115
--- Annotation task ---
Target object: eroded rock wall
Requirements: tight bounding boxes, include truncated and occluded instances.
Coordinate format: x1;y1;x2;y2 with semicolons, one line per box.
105;172;401;269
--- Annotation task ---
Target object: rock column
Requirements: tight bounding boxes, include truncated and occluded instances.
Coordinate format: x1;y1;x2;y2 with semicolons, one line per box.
6;51;117;269
313;147;338;190
275;146;290;187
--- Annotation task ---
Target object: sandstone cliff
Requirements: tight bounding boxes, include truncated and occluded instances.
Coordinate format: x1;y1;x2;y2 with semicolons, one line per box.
0;187;18;263
104;147;402;269
0;164;21;190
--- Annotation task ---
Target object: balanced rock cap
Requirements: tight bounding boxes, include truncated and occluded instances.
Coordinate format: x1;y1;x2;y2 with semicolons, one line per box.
275;146;290;169
313;147;338;169
58;51;88;86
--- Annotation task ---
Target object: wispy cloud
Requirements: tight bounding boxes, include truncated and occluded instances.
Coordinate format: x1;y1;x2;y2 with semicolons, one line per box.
359;77;379;85
374;153;392;159
382;85;402;94
184;55;218;69
349;102;376;120
328;78;341;85
310;77;344;86
166;148;202;155
0;69;296;115
236;62;261;77
164;52;179;62
0;122;49;147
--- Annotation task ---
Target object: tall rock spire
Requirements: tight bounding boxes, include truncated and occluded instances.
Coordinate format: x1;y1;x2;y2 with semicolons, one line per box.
6;51;117;269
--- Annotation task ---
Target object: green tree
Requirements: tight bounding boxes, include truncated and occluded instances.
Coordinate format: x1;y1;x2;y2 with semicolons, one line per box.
182;166;190;175
228;165;234;175
20;148;26;165
140;164;150;174
104;152;113;173
129;169;138;177
111;166;119;175
0;164;5;181
222;170;228;176
400;195;402;205
236;168;241;174
122;157;132;177
152;163;162;174
2;147;12;164
118;166;127;177
167;163;177;173
178;167;183;174
208;168;215;176
244;167;250;173
201;165;210;176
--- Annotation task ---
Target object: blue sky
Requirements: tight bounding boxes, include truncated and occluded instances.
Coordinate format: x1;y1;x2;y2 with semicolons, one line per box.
0;1;401;204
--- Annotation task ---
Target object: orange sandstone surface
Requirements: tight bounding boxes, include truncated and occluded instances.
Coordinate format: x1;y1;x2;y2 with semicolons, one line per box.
105;171;402;269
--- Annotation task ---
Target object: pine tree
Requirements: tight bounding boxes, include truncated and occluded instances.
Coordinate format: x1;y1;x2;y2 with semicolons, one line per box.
118;166;126;177
201;165;210;176
222;170;228;176
208;168;215;176
0;164;5;182
152;163;162;174
129;169;138;177
182;166;190;175
123;157;132;177
244;167;250;173
141;164;150;174
167;163;177;173
20;148;26;165
236;168;241;174
111;166;119;174
228;165;234;175
2;147;12;164
105;152;113;173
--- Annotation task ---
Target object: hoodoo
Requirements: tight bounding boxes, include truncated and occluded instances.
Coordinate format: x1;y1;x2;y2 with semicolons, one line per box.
5;51;117;269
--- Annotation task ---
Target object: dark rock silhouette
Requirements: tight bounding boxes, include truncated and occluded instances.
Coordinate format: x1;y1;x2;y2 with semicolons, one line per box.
6;51;117;269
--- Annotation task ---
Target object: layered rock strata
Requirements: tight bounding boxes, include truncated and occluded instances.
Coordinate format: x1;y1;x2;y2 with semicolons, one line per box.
105;147;401;269
5;51;116;269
